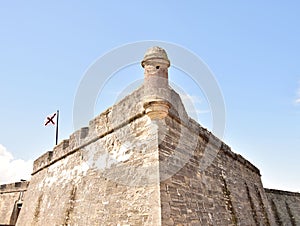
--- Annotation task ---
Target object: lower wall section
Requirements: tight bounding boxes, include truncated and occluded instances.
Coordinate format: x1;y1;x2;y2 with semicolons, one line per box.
0;182;29;226
0;192;20;225
265;188;300;226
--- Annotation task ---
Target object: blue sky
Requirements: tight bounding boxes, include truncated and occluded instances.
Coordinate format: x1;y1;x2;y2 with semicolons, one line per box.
0;1;299;191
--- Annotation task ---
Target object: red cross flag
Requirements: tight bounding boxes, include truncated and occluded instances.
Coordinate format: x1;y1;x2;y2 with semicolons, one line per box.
44;112;57;126
44;110;60;145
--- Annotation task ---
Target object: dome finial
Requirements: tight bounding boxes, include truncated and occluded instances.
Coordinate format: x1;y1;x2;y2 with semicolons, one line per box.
141;46;170;68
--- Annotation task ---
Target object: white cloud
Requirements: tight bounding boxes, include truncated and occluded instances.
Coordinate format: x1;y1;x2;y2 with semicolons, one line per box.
296;92;300;104
0;144;33;184
295;82;300;105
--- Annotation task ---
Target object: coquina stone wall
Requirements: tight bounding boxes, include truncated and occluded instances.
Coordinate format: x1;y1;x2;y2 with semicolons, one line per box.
265;188;300;225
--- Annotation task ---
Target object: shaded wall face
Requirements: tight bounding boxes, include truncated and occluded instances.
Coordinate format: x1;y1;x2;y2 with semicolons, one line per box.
158;116;276;225
0;192;20;225
16;115;162;226
0;182;28;226
265;189;300;225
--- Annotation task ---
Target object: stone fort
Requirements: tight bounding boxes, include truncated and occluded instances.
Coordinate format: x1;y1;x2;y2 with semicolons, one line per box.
0;47;299;225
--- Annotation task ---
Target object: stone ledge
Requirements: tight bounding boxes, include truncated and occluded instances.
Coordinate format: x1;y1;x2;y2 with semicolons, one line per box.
0;181;29;194
32;151;53;173
265;188;300;197
220;143;260;175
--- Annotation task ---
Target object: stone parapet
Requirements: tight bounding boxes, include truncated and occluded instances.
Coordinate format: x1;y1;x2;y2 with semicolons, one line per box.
265;187;300;225
265;188;300;197
0;181;29;194
32;151;53;174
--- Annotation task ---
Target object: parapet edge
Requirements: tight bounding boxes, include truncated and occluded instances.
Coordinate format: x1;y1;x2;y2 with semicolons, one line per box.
0;181;29;194
265;188;300;197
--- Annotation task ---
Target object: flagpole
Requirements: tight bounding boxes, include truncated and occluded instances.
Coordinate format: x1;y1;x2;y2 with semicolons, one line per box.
55;110;59;145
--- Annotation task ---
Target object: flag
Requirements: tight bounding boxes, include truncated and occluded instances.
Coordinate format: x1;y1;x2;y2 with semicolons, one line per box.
44;112;57;126
44;110;60;145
